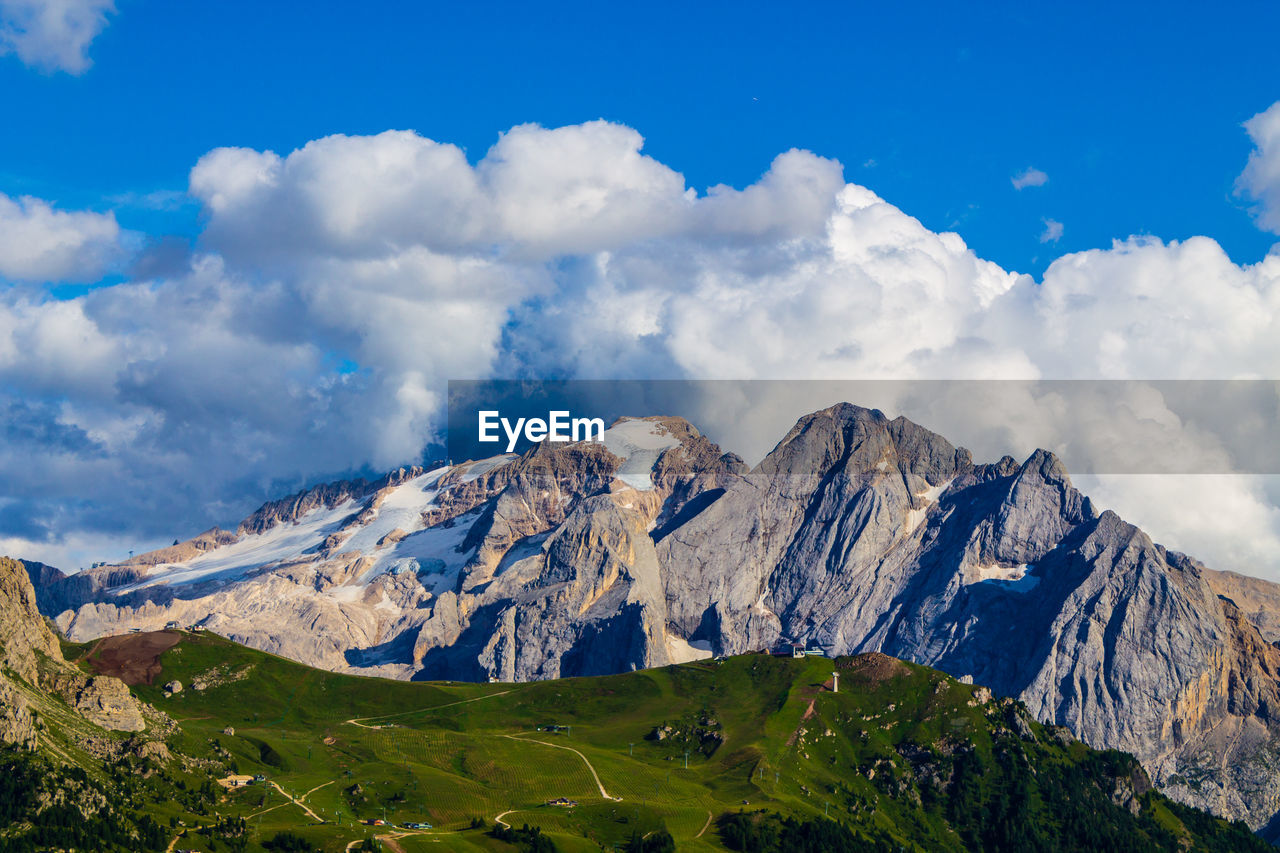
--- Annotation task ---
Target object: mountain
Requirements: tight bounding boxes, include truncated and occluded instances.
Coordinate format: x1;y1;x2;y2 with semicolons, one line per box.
25;406;1280;830
39;417;745;680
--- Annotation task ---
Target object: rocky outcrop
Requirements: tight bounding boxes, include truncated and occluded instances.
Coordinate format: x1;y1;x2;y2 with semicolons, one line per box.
235;467;425;536
658;406;973;654
456;441;623;591
0;556;62;683
120;528;239;568
1204;567;1280;644
413;419;739;680
0;679;38;746
74;676;146;732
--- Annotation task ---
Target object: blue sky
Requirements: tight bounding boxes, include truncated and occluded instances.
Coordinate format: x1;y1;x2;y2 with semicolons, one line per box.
2;0;1280;576
3;0;1278;276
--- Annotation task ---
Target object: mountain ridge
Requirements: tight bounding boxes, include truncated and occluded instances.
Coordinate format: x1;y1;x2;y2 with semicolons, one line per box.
23;404;1280;830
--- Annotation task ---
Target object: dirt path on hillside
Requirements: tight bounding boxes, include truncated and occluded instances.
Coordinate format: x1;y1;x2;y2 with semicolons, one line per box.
248;780;332;822
502;734;618;800
487;734;620;831
271;780;327;821
345;830;426;852
345;689;513;728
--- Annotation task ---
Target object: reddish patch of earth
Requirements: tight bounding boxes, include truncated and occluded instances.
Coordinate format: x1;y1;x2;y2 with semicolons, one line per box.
840;652;911;686
85;630;182;685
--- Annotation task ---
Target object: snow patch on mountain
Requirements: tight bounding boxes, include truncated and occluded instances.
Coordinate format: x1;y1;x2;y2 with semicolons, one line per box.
972;563;1040;592
338;466;449;556
905;477;954;533
600;418;681;491
112;499;360;593
918;479;952;504
108;463;486;598
665;632;713;664
459;454;517;482
366;517;475;594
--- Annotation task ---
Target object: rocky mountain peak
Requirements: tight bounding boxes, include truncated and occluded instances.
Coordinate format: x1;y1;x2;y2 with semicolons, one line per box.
0;556;61;684
237;466;426;537
972;448;1097;566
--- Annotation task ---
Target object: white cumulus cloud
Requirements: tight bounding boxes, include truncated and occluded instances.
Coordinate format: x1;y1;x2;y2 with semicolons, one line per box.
1238;101;1280;234
0;192;126;282
5;119;1280;582
0;0;114;74
1012;167;1048;190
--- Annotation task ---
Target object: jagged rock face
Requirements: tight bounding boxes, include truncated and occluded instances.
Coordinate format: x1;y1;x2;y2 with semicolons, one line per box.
466;494;669;681
457;441;624;591
412;418;738;680
236;467;426;536
22;405;1280;829
658;405;972;653
0;556;62;683
1203;567;1280;644
657;404;1280;829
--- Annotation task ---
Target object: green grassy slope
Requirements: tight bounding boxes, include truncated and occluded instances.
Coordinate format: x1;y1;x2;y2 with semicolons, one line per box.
25;630;1269;853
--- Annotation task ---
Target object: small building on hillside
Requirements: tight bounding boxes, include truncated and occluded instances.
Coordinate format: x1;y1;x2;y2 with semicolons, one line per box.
217;774;254;788
772;642;807;658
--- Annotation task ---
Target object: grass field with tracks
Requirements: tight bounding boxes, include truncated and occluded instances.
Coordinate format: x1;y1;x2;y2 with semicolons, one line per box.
48;630;1268;853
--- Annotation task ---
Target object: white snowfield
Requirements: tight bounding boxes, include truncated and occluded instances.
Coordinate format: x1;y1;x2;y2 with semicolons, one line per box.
971;562;1040;593
111;462;480;596
368;513;474;595
905;477;954;534
599;418;681;491
338;466;450;558
102;420;682;599
112;498;361;594
665;632;713;664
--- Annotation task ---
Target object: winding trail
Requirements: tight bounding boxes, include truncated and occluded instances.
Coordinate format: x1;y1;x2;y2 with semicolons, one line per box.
248;780;332;822
345;829;431;852
502;734;618;800
345;689;513;729
695;809;714;838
